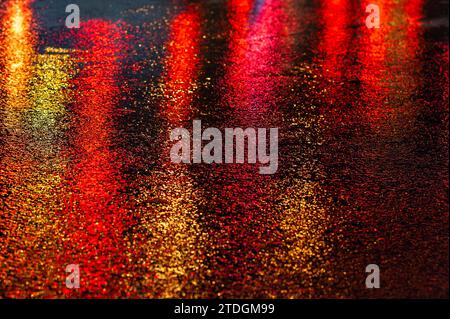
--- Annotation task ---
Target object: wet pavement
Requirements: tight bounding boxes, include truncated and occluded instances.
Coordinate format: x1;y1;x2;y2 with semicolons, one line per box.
0;0;448;298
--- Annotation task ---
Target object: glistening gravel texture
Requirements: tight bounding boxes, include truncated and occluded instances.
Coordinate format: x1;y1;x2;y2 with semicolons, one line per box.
0;0;448;298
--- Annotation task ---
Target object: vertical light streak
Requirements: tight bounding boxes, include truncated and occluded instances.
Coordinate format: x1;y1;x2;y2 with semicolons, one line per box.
0;1;73;297
133;6;206;298
61;20;132;298
358;0;423;130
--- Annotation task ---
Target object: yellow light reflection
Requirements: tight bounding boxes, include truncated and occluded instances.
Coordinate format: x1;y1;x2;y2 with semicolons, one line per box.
0;1;75;297
1;0;35;111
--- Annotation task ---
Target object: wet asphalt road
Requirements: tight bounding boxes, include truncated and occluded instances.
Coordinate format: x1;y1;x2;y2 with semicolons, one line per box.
0;0;448;298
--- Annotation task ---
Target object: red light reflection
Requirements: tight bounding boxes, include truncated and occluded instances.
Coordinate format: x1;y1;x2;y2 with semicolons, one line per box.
61;20;132;298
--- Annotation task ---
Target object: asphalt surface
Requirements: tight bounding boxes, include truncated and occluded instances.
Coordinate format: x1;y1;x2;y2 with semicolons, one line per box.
0;0;448;298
